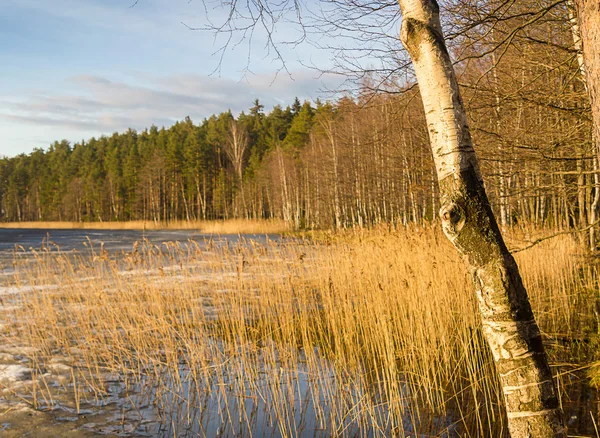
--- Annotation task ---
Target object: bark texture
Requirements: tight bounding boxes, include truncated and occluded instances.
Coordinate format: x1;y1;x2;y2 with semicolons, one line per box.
574;0;600;249
397;1;566;436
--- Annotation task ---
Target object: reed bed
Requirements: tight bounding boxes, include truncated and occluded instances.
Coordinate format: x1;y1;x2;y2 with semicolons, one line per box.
1;226;598;436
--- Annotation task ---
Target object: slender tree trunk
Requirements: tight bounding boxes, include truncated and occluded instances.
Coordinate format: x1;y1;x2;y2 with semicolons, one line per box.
398;1;565;436
491;46;509;229
577;158;587;231
574;0;600;250
277;147;292;224
591;158;600;247
322;120;342;228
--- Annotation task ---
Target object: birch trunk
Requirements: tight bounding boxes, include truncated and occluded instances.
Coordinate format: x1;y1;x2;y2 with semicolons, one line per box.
397;1;565;436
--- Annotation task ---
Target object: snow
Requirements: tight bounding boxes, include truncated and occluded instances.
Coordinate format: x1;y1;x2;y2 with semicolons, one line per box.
0;284;58;296
0;364;31;383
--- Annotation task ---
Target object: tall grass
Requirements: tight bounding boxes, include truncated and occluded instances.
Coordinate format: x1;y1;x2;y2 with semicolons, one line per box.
2;226;598;436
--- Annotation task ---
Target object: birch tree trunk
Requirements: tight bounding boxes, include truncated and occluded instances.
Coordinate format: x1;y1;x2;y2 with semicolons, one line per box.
574;0;600;250
397;1;565;436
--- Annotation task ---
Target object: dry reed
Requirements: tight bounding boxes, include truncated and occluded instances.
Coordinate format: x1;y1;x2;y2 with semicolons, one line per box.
1;226;598;436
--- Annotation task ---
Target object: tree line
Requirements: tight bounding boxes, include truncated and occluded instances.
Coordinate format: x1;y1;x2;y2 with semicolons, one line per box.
0;0;594;235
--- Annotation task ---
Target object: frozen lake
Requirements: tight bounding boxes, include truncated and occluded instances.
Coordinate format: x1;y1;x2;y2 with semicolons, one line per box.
0;228;280;275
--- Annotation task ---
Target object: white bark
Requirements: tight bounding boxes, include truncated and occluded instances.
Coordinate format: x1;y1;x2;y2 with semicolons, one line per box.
568;0;587;83
225;120;249;215
225;120;249;183
398;1;566;436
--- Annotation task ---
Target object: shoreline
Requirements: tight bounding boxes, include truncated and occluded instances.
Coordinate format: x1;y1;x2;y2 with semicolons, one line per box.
0;219;291;234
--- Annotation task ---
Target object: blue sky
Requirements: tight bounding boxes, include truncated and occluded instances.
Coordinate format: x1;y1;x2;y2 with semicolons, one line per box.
0;0;345;157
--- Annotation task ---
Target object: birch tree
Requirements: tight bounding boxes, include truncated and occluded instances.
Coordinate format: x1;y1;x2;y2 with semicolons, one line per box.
225;119;249;184
397;1;565;436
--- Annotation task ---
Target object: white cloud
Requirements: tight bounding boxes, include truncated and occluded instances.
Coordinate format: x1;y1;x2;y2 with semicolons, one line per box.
0;0;351;157
0;70;343;156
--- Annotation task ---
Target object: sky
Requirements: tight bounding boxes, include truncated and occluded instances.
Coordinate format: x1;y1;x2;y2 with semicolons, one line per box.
0;0;345;157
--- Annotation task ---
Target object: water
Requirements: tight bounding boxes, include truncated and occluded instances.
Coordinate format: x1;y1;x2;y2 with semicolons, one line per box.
0;228;279;276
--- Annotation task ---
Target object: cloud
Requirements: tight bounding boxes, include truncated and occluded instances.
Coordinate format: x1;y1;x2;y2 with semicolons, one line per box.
0;70;343;140
0;0;347;157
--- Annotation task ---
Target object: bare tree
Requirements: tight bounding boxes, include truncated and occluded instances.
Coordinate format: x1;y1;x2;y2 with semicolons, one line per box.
397;1;565;436
225;119;249;184
573;0;600;249
225;119;250;215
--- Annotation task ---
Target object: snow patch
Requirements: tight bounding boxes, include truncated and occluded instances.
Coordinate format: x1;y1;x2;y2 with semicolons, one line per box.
47;362;72;373
0;364;32;382
0;284;58;296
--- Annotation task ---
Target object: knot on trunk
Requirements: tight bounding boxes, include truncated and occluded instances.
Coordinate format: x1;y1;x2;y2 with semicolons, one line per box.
440;202;466;240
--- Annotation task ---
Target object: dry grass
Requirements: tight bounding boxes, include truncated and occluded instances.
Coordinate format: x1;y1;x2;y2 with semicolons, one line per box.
2;226;598;436
0;218;291;234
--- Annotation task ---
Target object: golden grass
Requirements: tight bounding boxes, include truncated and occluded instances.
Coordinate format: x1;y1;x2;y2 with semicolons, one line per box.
0;218;290;234
2;226;598;436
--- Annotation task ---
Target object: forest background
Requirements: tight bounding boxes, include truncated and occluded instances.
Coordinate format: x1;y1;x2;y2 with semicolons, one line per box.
0;1;593;233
